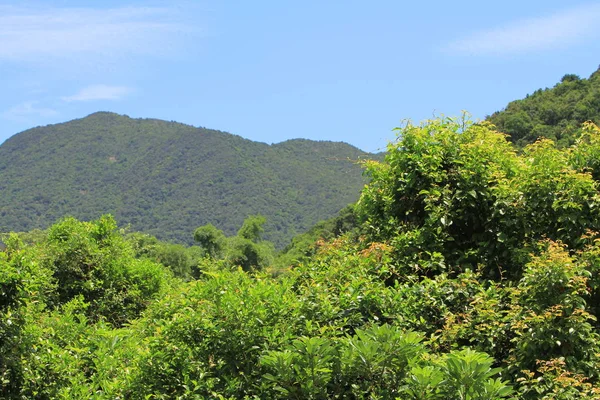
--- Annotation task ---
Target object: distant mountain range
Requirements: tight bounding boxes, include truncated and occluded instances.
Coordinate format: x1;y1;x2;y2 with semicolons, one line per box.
0;112;374;248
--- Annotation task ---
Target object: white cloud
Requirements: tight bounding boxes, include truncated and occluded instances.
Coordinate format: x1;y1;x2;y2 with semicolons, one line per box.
445;3;600;56
62;85;134;102
1;101;58;122
0;5;197;62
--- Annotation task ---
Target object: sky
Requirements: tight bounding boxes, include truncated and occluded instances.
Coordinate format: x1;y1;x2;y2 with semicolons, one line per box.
1;1;600;153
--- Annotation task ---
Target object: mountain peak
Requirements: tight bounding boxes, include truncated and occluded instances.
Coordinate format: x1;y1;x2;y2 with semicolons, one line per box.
82;111;129;121
0;114;374;248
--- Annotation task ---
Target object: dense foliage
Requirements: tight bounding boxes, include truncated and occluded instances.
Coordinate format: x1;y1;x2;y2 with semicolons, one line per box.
0;112;374;248
2;117;600;398
488;66;600;147
0;216;174;397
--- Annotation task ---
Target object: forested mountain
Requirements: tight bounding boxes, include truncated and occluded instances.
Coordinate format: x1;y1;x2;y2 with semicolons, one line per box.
4;117;600;398
0;112;372;247
5;66;600;398
488;66;600;147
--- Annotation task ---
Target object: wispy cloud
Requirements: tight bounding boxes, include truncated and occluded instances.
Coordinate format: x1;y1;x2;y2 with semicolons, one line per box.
445;3;600;56
0;5;197;62
62;85;134;102
1;101;58;122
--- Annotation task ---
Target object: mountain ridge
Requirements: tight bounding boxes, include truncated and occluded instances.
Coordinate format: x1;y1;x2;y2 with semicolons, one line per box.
0;112;373;247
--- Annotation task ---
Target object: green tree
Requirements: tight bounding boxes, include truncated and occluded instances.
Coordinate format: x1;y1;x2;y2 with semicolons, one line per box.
44;215;172;326
193;223;226;259
226;236;274;272
356;116;522;278
237;214;267;242
357;116;600;280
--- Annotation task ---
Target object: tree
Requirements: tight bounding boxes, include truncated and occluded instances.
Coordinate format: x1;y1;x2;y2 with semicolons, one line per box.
226;236;264;272
237;214;266;242
44;215;172;326
193;223;226;259
356;116;600;279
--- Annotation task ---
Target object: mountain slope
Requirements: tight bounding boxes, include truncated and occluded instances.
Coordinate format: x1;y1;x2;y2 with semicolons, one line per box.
488;66;600;147
0;112;372;247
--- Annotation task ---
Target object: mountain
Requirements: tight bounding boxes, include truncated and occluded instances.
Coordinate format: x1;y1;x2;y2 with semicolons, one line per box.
487;66;600;147
0;112;373;248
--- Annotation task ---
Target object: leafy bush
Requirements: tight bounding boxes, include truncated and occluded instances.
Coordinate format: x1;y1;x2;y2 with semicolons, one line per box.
0;234;54;397
510;242;600;377
261;327;512;399
357;116;600;280
42;215;174;326
127;269;303;398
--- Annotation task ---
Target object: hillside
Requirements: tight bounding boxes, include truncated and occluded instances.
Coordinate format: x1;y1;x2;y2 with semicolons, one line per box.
4;117;600;398
488;66;600;147
0;112;372;247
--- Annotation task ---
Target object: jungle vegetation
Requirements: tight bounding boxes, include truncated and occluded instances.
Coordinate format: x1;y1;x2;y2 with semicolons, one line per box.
2;114;600;398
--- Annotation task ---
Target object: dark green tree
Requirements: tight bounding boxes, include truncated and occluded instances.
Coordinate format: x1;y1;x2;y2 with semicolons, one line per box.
237;214;267;242
226;216;274;271
193;223;227;259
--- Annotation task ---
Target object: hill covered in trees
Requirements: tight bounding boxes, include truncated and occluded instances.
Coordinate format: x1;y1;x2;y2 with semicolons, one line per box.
4;66;600;398
488;66;600;147
3;117;600;398
0;112;373;248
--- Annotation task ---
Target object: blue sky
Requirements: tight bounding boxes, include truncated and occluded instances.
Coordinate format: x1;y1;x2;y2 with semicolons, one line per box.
1;1;600;152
